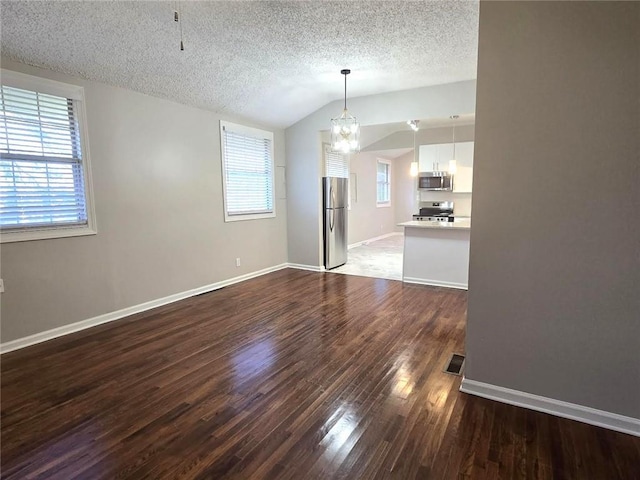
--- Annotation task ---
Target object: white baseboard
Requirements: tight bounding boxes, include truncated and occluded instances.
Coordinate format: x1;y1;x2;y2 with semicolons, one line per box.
287;263;325;272
460;378;640;437
0;263;289;354
348;232;402;250
402;276;468;290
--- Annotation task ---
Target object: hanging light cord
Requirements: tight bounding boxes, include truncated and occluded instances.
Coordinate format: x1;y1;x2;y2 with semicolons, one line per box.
179;4;184;51
174;2;184;51
413;126;417;158
453;120;456;157
344;73;347;110
341;69;351;112
451;115;459;157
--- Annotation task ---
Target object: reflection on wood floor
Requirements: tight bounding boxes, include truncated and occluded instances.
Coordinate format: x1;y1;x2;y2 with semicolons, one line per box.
1;269;638;479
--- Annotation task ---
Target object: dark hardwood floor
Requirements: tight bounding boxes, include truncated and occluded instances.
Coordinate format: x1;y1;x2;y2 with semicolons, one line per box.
1;269;638;479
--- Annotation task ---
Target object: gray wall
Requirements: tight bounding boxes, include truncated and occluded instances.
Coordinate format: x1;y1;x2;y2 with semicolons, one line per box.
286;81;477;267
467;1;639;418
0;59;288;343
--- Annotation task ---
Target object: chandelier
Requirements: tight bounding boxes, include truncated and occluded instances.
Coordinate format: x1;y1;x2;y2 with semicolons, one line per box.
331;69;360;153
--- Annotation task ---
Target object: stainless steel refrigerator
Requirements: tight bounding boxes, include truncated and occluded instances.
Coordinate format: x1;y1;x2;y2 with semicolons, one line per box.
323;176;348;269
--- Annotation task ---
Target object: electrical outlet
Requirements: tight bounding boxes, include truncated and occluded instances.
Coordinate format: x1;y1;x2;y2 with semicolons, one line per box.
0;279;4;293
235;258;241;267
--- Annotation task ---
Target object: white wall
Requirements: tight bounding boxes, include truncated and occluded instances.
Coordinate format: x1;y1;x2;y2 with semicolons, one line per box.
393;151;416;230
285;81;477;267
364;124;475;153
347;149;420;244
0;59;288;343
347;152;397;245
467;1;639;419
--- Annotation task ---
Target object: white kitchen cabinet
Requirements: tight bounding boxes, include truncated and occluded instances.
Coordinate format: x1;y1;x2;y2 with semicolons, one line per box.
419;143;454;172
452;141;474;192
418;141;474;192
438;143;454;171
419;144;437;171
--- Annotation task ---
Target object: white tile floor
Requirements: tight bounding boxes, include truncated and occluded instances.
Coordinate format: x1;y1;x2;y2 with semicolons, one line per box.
328;233;404;281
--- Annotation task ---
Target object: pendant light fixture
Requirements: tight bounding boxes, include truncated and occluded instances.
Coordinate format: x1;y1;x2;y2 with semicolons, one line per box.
331;69;360;153
449;115;459;174
409;119;419;177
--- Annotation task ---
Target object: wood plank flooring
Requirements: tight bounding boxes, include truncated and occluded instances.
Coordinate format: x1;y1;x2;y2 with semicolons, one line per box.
1;269;638;479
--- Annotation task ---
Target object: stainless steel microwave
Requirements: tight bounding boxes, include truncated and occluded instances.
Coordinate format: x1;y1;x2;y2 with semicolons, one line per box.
418;172;453;191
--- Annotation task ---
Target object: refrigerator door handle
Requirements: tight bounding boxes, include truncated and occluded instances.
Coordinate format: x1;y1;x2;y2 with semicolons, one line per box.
329;208;334;232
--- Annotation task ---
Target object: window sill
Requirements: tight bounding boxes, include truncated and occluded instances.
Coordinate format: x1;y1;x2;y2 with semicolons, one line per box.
376;202;391;208
224;212;276;222
0;225;97;243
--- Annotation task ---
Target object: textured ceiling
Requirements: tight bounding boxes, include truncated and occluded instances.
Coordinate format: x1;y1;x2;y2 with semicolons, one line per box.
0;1;479;128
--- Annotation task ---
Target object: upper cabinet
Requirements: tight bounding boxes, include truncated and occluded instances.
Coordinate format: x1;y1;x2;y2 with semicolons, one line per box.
453;141;474;193
419;141;474;193
418;144;453;172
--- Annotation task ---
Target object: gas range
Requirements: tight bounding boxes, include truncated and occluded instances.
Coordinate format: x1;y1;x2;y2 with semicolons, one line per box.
412;202;455;223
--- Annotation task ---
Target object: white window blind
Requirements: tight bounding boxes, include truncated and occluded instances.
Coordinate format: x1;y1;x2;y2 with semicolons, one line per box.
0;84;89;232
377;160;390;204
324;144;348;178
220;121;275;221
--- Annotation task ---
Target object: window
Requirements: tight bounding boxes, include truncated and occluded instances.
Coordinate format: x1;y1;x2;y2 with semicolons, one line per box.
324;143;348;178
377;159;391;206
324;144;351;209
220;121;275;222
0;70;96;243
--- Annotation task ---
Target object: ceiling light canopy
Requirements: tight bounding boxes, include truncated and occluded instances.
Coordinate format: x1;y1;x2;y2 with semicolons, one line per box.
331;69;360;154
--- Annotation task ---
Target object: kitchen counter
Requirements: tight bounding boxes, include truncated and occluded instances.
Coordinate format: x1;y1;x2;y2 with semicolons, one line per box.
398;219;471;230
398;219;471;289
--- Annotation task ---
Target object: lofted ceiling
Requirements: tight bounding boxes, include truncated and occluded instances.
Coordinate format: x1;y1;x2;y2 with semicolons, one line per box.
0;1;479;128
358;113;476;152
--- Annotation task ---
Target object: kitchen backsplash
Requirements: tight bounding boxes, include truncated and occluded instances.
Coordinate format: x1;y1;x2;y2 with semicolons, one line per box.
419;192;472;217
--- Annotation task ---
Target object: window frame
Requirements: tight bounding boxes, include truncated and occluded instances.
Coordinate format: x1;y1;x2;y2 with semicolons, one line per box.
220;120;276;222
323;143;351;209
323;143;349;178
0;69;97;243
376;158;391;207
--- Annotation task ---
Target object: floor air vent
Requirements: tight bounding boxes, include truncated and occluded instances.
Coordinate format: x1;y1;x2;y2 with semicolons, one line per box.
444;353;465;376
